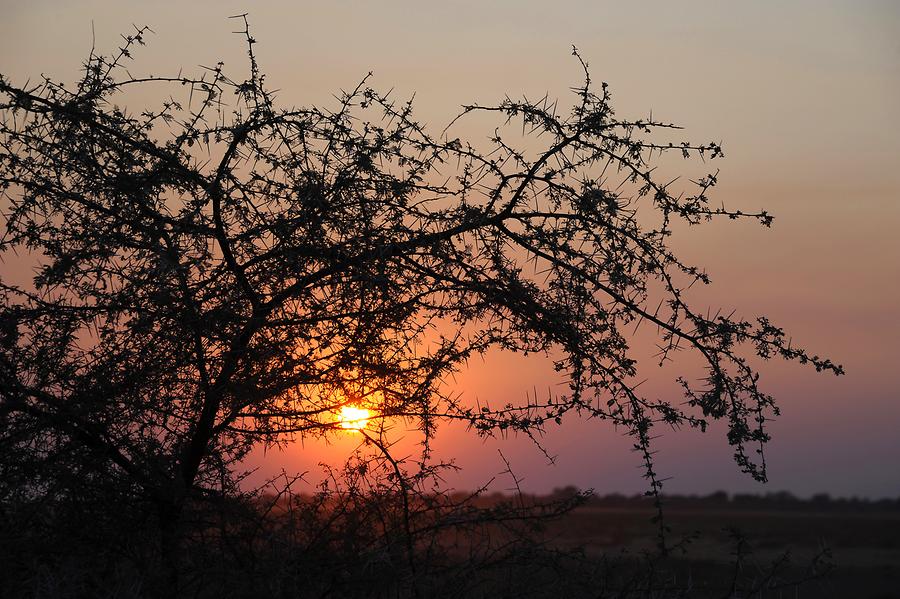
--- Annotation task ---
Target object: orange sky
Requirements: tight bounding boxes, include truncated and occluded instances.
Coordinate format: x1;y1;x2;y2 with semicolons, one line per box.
2;1;898;498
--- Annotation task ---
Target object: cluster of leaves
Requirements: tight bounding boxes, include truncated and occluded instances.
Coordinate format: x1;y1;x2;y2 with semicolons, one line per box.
0;19;841;594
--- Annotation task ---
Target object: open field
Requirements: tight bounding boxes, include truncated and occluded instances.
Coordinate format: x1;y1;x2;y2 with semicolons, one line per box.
531;494;900;598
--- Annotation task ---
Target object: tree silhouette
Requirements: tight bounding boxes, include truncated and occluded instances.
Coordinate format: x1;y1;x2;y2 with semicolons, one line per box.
0;20;841;596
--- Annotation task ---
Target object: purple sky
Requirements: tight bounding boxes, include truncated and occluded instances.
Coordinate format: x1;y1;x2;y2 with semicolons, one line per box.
2;1;898;498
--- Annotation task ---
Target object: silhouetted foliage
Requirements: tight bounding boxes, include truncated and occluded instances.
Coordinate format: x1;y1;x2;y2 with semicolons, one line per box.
0;19;843;597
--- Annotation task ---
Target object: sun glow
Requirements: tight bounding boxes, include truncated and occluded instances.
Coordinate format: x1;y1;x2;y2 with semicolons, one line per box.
338;405;371;431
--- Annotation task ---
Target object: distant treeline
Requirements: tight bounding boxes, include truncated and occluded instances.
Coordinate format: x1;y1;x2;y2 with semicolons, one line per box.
538;487;900;512
437;487;900;512
266;487;900;515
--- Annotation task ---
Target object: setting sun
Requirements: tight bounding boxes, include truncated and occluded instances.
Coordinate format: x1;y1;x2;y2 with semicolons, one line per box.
338;405;371;431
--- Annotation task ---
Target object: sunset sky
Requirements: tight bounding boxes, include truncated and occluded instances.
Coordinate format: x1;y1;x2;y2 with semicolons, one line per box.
2;1;898;498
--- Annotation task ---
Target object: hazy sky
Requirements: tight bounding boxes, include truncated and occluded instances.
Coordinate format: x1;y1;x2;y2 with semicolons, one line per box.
2;1;898;498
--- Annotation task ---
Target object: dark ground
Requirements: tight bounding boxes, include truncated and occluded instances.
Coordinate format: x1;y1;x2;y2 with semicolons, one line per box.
532;492;900;598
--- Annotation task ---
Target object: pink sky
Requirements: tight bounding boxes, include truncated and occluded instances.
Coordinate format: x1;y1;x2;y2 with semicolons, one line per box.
2;1;898;497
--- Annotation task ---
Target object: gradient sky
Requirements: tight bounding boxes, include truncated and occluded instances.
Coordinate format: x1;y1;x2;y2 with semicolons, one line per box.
2;1;898;498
